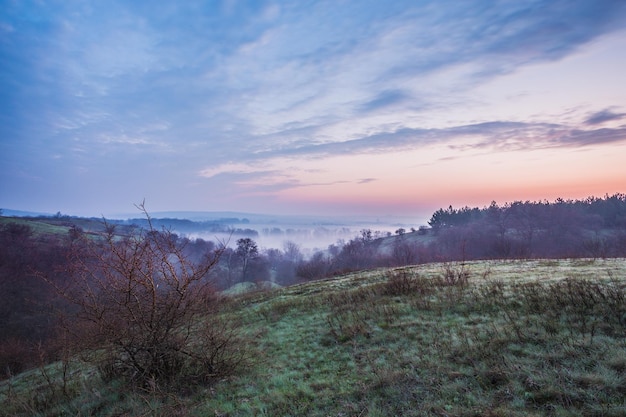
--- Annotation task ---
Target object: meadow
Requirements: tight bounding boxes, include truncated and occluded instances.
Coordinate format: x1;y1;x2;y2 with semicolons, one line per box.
1;258;625;416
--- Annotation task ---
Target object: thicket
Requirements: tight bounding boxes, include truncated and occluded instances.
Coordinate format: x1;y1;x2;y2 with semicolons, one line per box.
0;221;69;378
0;207;254;393
61;213;249;387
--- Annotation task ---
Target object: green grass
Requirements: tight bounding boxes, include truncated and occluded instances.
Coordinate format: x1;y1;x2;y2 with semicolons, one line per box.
0;216;71;236
0;216;138;239
2;258;626;416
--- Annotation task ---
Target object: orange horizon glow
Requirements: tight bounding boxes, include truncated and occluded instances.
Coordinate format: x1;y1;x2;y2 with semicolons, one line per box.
265;140;625;218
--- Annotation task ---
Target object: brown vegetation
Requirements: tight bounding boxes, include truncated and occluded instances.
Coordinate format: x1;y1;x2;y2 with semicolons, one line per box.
47;204;251;390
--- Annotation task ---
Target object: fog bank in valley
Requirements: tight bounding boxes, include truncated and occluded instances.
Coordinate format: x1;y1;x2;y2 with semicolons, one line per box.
148;211;425;256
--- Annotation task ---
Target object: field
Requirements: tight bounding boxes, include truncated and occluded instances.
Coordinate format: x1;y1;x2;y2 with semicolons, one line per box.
1;258;625;416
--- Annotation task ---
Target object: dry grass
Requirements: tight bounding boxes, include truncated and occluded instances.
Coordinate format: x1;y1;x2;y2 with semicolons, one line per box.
2;258;626;416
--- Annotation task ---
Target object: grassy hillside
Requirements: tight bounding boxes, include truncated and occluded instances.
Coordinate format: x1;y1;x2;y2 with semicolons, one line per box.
0;215;138;238
2;258;626;416
0;216;73;237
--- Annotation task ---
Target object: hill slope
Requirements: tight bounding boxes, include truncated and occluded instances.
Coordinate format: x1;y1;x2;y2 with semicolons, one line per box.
2;258;626;416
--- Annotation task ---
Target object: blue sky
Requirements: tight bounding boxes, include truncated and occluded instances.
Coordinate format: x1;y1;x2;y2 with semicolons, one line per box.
2;0;626;220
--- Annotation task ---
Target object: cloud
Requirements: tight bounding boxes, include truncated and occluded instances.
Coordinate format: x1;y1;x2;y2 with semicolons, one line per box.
237;1;626;155
198;162;267;179
6;0;626;154
358;178;377;184
585;109;626;125
3;0;626;214
371;1;626;84
556;127;626;146
478;1;626;59
359;90;410;112
245;118;626;162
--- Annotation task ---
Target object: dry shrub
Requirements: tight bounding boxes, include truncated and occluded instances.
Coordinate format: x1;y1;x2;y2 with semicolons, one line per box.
440;262;470;286
43;204;251;390
510;277;626;342
382;269;434;296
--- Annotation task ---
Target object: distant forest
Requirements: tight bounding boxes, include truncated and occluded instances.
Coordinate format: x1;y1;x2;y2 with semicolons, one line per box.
297;193;626;278
122;216;258;236
426;193;626;258
1;193;625;377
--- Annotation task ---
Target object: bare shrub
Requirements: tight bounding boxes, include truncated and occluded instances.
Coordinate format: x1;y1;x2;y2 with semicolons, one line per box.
382;270;415;296
546;277;626;341
381;269;434;297
440;261;470;286
43;203;249;389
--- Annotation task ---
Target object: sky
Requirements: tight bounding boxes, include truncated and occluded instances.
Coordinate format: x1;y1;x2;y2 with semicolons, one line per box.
1;0;626;222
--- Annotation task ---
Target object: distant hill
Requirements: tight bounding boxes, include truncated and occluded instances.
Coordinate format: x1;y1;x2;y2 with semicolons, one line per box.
0;208;52;217
119;210;417;227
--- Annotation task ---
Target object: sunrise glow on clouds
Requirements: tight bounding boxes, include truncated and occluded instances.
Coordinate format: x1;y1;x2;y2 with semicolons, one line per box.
1;0;625;221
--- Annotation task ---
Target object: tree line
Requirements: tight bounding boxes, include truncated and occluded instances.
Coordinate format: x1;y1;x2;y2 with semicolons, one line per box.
296;193;626;278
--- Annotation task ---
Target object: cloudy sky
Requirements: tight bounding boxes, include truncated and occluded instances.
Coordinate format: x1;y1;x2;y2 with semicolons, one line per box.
2;0;626;220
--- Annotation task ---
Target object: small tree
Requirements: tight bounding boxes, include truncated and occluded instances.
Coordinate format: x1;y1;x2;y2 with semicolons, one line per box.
235;237;259;282
45;203;247;389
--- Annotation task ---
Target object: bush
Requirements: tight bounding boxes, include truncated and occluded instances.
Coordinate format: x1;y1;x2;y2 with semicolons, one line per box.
381;269;433;296
45;204;250;389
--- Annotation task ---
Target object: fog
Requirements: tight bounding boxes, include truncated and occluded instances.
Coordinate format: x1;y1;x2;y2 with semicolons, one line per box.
164;212;426;257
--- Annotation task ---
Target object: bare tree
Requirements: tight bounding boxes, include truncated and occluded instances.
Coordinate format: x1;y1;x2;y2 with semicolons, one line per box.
44;203;248;388
235;237;259;282
283;240;303;264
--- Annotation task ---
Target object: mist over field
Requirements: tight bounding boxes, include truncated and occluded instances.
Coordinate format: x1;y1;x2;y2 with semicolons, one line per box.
149;212;423;255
